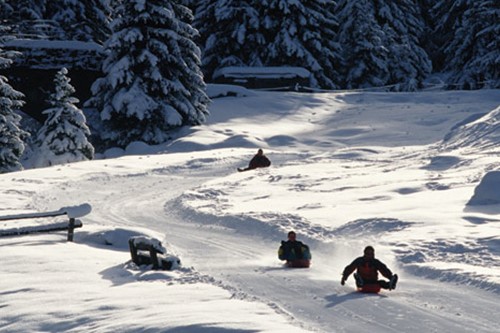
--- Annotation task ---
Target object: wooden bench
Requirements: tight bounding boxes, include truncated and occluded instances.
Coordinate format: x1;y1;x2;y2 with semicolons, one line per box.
0;203;91;241
128;236;177;270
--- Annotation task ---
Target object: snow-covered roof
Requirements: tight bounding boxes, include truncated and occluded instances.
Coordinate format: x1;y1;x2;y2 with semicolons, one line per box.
214;66;311;79
4;39;103;52
3;39;105;70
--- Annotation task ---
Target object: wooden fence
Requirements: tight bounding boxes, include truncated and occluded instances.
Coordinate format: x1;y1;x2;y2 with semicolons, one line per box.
0;204;91;241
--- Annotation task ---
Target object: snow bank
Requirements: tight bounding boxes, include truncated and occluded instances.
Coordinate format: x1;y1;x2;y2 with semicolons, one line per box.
442;105;500;151
214;66;311;79
467;171;500;205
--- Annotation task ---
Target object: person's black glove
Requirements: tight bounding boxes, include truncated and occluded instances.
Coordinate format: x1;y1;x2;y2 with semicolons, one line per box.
340;276;346;285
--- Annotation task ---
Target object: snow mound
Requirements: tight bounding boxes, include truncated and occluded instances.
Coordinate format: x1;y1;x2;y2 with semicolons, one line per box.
442;106;500;151
61;203;92;218
333;218;415;237
130;235;165;253
206;83;256;98
394;237;500;293
423;155;464;171
80;227;164;250
467;171;500;205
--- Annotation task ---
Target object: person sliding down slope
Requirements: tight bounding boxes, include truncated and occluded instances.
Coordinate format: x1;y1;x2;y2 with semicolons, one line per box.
278;231;311;268
237;149;271;172
341;246;398;291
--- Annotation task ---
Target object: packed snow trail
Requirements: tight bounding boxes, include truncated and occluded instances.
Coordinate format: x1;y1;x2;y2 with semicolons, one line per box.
30;154;500;333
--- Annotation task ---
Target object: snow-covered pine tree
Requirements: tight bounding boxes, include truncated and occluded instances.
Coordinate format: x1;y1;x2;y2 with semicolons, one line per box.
335;0;390;89
179;0;195;10
5;0;66;39
440;0;500;89
5;0;46;21
376;0;432;91
336;0;431;90
0;1;14;20
0;30;27;173
430;0;470;73
2;0;110;42
417;0;442;73
46;0;112;43
260;0;342;89
194;0;265;82
172;0;210;112
0;78;25;173
82;0;112;43
35;68;94;167
88;0;209;148
108;0;123;12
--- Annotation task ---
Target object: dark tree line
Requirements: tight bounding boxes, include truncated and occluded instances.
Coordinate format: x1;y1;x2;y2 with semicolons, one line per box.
0;0;498;172
0;0;209;169
2;0;498;90
0;27;27;172
191;0;499;90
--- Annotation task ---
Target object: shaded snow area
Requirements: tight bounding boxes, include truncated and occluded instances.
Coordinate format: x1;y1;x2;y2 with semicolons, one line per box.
442;105;500;151
1;87;499;332
467;171;500;206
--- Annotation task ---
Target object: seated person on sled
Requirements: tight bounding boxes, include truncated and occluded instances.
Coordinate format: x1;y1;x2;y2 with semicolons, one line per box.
341;246;398;292
278;231;311;268
238;149;271;172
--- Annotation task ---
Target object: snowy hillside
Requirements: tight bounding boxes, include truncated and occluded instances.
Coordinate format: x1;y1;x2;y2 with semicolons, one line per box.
0;87;499;332
442;105;500;151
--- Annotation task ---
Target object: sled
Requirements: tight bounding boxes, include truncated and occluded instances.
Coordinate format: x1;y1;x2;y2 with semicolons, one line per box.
286;259;311;268
357;283;381;293
237;167;269;172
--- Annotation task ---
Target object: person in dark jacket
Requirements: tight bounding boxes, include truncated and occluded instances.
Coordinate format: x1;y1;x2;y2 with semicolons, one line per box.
278;231;311;262
341;246;398;290
238;149;271;172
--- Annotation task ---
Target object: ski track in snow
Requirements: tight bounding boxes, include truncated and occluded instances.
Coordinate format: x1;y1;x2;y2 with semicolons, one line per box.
29;150;500;333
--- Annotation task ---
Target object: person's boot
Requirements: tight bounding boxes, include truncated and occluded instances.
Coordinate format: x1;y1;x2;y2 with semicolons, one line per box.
389;274;398;290
354;273;364;288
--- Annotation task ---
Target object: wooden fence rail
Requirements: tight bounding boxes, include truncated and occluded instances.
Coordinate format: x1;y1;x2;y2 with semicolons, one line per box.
0;204;91;241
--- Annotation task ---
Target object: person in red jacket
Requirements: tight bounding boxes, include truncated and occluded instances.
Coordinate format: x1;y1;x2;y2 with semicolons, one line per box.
238;149;271;172
341;246;398;290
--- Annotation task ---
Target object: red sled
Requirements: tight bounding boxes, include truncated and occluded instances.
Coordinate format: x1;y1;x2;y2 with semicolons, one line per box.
357;283;381;293
286;259;311;268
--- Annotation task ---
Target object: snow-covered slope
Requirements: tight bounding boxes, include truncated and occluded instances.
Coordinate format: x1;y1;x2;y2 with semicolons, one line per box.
1;87;499;332
442;105;500;151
